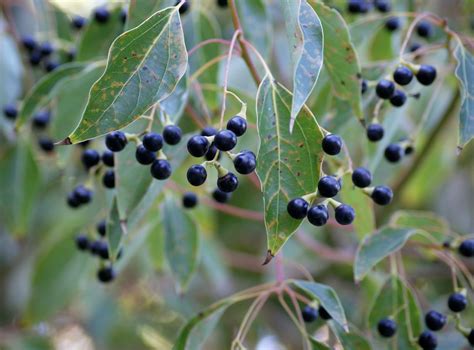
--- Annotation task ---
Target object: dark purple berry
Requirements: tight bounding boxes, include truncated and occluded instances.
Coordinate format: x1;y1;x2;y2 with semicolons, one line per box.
212;188;231;203
135;144;156;165
416;21;432;38
97;266;115;283
385;17;400;31
73;185;93;204
39;42;54;56
367;123;384;142
182;192;198;208
416;65;436;85
32;110;51;129
102;150;114;167
75;234;89;251
393;66;413;85
390;90;407;107
351;167;372;188
374;0;391;12
94;7;110;23
287;198;309;219
384;144;403;162
424;310;446;331
459;239;474;257
302;305;318;323
81;149;100;169
29;51;42;66
334;204;355;225
318;176;341;198
105;131;127;152
187;135;209;157
38;138;55;153
371;185;393;205
318;306;332;320
96;220;106;237
217;172;239;193
361;79;368;94
177;0;190;14
377;318;397;338
72;15;87;29
205;144;219;161
322;134;343;156
163;125;182;145
150;159;172;180
187;164;207;186
448;292;467;313
376;79;395;99
142;132;163;152
418;331;437;350
3;104;18;119
21;35;37;51
307;205;328;226
201;126;217;136
102;170;115;188
217;0;228;7
214;130;237;151
233;151;256;174
226;116;247;137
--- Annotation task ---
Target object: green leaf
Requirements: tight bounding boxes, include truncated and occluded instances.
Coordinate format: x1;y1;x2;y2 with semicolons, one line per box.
0;140;40;236
389;210;449;239
330;322;372;350
256;76;324;256
51;4;73;42
67;6;188;143
126;0;173;30
281;0;323;130
163;196;199;293
76;7;124;62
161;70;189;123
340;173;375;239
107;197;126;261
292;280;348;331
309;338;331;350
354;228;426;282
453;40;474;149
0;29;23;108
309;1;363;122
16;63;87;129
368;277;422;350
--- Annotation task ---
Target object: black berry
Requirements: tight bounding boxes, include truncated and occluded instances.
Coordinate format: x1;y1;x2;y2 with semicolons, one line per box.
377;318;397;338
81;149;100;169
102;170;115;188
187;135;210;157
217;0;228;8
205;144;219;161
201;126;217;136
97;266;115;283
384;144;403;162
302;305;318;323
226;116;247;137
374;0;391;12
182;192;198;208
150;159;172;180
385;17;400;31
351;167;372;188
410;42;422;52
44;60;60;72
96;220;106;237
418;331;437;350
135;144;156;165
416;21;432;38
212;188;231;203
376;79;395;99
67;48;76;61
32;110;51;129
177;0;190;14
447;292;467;313
3;104;18;119
217;172;239;193
21;35;37;51
39;42;54;56
102;150;114;167
142;132;163;152
72;15;86;29
75;234;89;251
105;131;127;152
67;192;80;208
307;204;328;226
214;130;237;151
334;204;355;225
367;123;384;142
458;239;474;257
322;134;343;156
120;8;127;24
416;65;436;85
38;138;55;153
287;198;309;219
468;329;474;346
393;66;413;86
424;310;446;331
187;165;207;186
163;125;182;145
347;0;362;13
73;185;93;204
404;144;414;155
361;79;368;94
233;151;256;174
94;7;110;23
318;306;332;320
318;176;341;198
390;90;407;107
371;185;393;205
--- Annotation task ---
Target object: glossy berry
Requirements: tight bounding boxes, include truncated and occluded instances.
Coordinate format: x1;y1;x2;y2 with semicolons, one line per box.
102;170;115;188
404;144;414;155
322;134;343;156
287;198;309;219
302;305;318;323
390;90;407;107
177;0;190;14
210;191;230;206
201;126;217;136
217;0;228;8
72;15;86;29
374;0;391;12
90;240;109;259
385;144;403;163
361;79;368;94
352;167;372;188
377;318;397;338
347;0;362;13
318;176;341;198
3;104;18;119
376;79;395;99
217;172;239;193
45;60;60;72
205;144;219;161
81;149;100;169
418;331;437;350
67;193;80;208
29;50;42;66
424;310;446;331
416;21;432;38
458;239;474;257
94;7;110;23
182;192;198;208
102;150;114;167
73;185;93;204
97;266;115;283
233;151;256;175
214;130;237;151
96;220;106;237
318;306;332;320
163;125;182;145
371;185;393;205
39;42;54;56
416;65;436;85
335;204;355;225
142;132;163;152
187;135;210;157
468;329;474;346
105;131;127;152
32;110;51;129
38;138;54;153
226;116;247;137
150;159;172;180
75;234;89;251
21;35;37;51
393;66;413;86
187;165;207;186
307;205;329;226
385;17;400;31
367;123;384;142
135;144;156;165
447;292;467;313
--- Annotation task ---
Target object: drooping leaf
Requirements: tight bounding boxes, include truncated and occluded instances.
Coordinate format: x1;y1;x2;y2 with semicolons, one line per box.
256;76;324;256
126;0;173;30
107;196;126;261
354;228;427;282
16;63;87;129
67;6;188;143
280;0;323;131
51;4;74;42
308;1;363;122
389;210;449;240
330;322;372;350
368;277;422;350
163;196;199;293
292;280;348;331
453;40;474;149
76;7;124;62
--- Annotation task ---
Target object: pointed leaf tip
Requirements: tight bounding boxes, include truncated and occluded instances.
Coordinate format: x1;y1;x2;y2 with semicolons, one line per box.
262;250;274;265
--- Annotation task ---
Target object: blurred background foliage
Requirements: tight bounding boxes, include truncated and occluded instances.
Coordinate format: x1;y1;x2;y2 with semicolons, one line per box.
0;0;473;349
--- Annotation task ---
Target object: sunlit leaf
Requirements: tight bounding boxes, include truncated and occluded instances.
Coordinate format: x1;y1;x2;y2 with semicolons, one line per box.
126;0;173;30
389;210;449;240
330;322;372;350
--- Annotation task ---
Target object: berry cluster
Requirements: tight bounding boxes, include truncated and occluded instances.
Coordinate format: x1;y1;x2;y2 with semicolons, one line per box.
301;304;332;323
347;0;391;14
